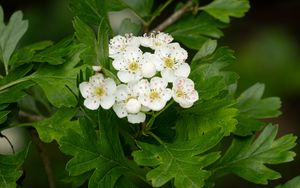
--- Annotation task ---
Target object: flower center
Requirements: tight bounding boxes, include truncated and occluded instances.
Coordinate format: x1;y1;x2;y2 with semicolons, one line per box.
149;90;160;100
128;61;139;72
154;41;162;46
164;57;175;69
95;87;106;97
176;89;185;98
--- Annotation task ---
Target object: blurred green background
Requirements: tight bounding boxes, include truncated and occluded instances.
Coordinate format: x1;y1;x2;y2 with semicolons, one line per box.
1;0;300;187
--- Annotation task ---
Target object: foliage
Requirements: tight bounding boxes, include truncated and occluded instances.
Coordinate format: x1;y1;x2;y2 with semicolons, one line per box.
0;0;299;188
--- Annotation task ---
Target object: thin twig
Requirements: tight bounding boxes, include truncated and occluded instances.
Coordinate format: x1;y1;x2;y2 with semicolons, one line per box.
18;111;56;188
30;129;56;188
151;0;194;32
0;132;15;154
18;111;44;122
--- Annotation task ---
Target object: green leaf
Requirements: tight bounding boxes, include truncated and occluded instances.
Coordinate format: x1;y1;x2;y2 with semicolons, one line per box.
192;39;217;62
0;6;28;72
69;0;106;25
190;47;236;100
0;110;10;124
33;108;79;143
202;0;250;23
213;124;297;184
178;99;238;139
97;18;110;69
73;17;97;66
0;144;29;188
30;45;85;108
0;81;34;105
9;41;53;68
73;17;110;69
118;18;141;35
234;83;281;136
121;0;153;18
32;37;75;65
166;13;224;49
133;128;224;188
276;176;300;188
59;112;146;188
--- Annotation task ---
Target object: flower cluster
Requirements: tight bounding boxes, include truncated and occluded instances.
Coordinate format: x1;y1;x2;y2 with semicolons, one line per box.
79;32;199;124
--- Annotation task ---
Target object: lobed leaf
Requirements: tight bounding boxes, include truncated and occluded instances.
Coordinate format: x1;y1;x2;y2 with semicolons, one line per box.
276;176;300;188
166;13;224;49
235;83;281;136
213;124;297;184
0;6;28;71
59;111;146;188
0;144;29;188
33;108;79;143
133;128;224;188
202;0;250;23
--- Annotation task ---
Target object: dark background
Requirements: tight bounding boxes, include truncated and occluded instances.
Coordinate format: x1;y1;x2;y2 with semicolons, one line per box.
1;0;300;187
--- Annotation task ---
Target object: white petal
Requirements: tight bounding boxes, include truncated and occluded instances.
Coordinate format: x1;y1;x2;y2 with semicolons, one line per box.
127;81;140;97
79;82;92;98
156;32;173;44
161;88;172;101
149;100;166;111
150;77;168;90
187;90;199;103
138;95;151;107
174;63;191;78
84;98;100;110
92;66;101;72
155;45;170;58
179;101;194;108
117;71;135;83
100;95;115;109
125;98;141;114
171;44;188;61
127;36;141;47
112;58;126;70
137;79;150;94
127;112;146;124
123;47;143;60
89;74;104;86
161;69;176;82
115;84;129;101
141;62;156;78
139;36;153;48
141;105;150;112
104;78;117;94
113;102;128;118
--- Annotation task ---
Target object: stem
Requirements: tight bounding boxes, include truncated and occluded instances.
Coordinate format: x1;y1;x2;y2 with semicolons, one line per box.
19;111;44;122
145;100;175;129
146;0;174;28
0;132;15;154
148;131;164;145
30;129;56;188
0;76;31;91
4;64;8;76
151;0;194;32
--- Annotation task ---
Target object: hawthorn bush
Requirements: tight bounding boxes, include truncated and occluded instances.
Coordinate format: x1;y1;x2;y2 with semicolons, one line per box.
0;0;299;188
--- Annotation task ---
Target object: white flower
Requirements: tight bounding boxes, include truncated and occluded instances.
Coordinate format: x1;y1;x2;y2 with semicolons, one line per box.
113;83;146;124
79;74;116;110
92;65;101;72
140;32;173;50
112;47;144;83
109;34;140;59
155;43;190;82
137;77;172;111
172;77;199;108
140;52;161;78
